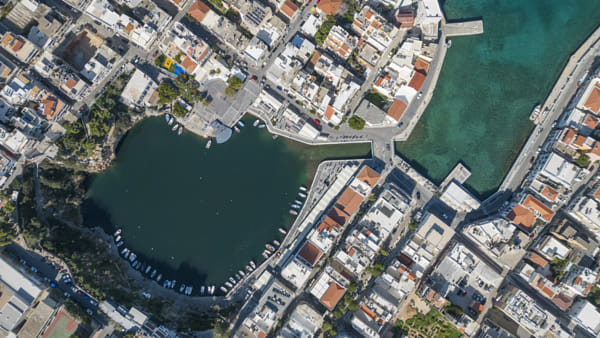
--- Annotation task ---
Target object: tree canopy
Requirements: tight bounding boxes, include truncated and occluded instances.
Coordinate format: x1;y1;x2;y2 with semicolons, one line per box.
172;103;187;118
158;82;178;104
349;116;366;130
315;15;337;45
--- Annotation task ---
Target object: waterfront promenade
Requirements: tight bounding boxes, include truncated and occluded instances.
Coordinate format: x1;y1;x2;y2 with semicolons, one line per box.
497;25;600;195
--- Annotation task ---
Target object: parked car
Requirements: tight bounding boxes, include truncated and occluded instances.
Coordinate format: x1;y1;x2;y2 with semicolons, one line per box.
313;119;320;125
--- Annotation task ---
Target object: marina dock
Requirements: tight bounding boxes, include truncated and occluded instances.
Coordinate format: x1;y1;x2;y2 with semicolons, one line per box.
445;20;484;37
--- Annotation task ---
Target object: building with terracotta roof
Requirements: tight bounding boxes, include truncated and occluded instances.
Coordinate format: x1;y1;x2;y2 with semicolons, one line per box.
310;271;347;310
335;187;364;217
408;71;426;91
316;0;343;16
386;98;407;123
37;91;66;121
506;204;536;230
187;0;211;23
278;0;298;19
414;57;430;74
578;78;600;115
355;166;380;188
297;241;323;266
527;252;548;268
181;56;198;74
522;194;555;222
394;11;414;28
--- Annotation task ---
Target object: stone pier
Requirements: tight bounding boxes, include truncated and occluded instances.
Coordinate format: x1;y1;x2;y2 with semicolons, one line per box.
445;20;484;37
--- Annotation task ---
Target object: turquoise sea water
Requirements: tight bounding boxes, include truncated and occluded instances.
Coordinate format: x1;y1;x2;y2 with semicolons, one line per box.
395;0;600;197
83;117;370;286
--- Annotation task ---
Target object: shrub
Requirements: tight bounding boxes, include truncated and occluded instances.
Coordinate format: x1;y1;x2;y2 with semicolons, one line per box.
349;116;365;130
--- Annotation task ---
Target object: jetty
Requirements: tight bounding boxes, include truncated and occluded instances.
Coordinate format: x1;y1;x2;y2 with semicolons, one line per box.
445;20;484;37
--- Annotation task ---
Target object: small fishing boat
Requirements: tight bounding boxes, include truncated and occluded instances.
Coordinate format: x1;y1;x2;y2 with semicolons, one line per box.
237;120;245;127
239;270;246;277
266;244;274;250
171;280;176;289
291;204;301;209
156;274;162;282
246;265;253;272
205;139;212;149
235;274;241;281
179;284;186;293
298;192;307;198
225;282;233;288
294;200;303;205
250;260;256;269
129;253;137;262
253;119;260;127
289;210;298;215
116;241;123;247
200;286;205;294
114;229;122;236
172;124;179;131
163;280;170;288
114;235;121;242
273;240;280;246
278;228;287;235
262;252;269;259
229;277;236;285
123;251;130;259
145;266;152;274
220;286;228;293
209;286;215;295
178;126;183;135
132;261;138;268
234;126;240;133
121;248;129;255
258;124;266;128
186;286;193;295
165;114;171;123
299;186;307;192
530;104;541;121
150;269;157;278
168;117;174;125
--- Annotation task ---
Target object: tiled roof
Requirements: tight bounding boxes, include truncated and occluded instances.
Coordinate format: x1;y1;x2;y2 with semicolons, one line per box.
336;187;364;216
181;56;198;73
188;0;210;23
594;187;600;201
506;204;536;229
317;216;342;233
528;252;548;268
319;281;345;310
584;114;599;129
523;194;554;222
387;99;407;122
324;105;335;119
328;206;349;226
298;241;323;266
562;127;577;144
414;58;430;74
408;71;426;91
280;0;298;18
356;166;380;188
584;84;600;114
317;0;343;15
540;185;558;202
65;78;77;89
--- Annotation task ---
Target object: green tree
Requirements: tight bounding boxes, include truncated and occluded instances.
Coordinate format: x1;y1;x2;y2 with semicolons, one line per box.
348;299;359;311
158;82;178;104
576;154;590;168
379;248;389;257
227;76;243;90
225;87;237;97
174;74;200;103
349;116;365;130
154;54;166;67
172;103;187;118
2;200;15;214
321;321;332;333
333;307;344;318
444;304;463;317
315;15;337;45
347;280;358;293
0;217;15;246
225;8;241;24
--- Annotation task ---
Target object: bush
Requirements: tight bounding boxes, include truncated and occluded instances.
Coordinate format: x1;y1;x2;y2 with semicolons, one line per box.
349;116;365;130
444;304;463;317
315;15;337;45
225;9;240;24
227;76;243;90
172;103;187;118
347;281;358;293
366;263;385;276
576;154;590;168
365;89;389;110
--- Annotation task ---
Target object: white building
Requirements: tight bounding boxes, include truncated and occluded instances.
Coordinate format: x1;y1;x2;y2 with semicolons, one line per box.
440;180;481;212
569;299;600;336
120;69;158;107
538;152;581;189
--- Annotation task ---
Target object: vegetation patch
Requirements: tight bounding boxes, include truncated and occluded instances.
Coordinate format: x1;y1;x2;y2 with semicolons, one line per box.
348;116;366;130
393;308;462;338
315;15;337;45
365;89;389;110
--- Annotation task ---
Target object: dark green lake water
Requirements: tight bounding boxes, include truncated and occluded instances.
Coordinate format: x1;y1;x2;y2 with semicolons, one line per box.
395;0;600;198
83;116;370;286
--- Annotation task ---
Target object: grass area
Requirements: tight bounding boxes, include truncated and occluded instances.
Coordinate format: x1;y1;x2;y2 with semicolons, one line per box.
365;89;389;110
393;308;462;338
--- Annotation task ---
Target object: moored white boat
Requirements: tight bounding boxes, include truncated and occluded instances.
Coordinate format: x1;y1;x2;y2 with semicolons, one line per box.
273;240;280;246
178;126;183;135
150;269;157;278
229;277;236;284
262;252;269;259
278;228;287;235
114;228;122;236
172;124;179;131
145;266;152;274
246;265;253;272
299;186;307;192
156;274;162;282
239;270;245;277
258;124;265;128
200;286;205;294
298;192;307;198
291;204;300;209
205;139;212;149
220;286;228;293
237;120;245;127
116;241;123;247
249;260;256;269
294;200;302;205
253;119;260;127
168;117;174;125
179;284;186;293
114;235;121;242
234;126;240;133
225;281;233;288
165;114;170;123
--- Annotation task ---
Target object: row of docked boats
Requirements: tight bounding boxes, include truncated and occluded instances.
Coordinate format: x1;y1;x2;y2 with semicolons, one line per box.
165;114;183;135
289;185;308;216
221;260;257;295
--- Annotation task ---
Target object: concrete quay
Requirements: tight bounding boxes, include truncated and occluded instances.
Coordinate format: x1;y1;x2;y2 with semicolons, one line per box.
445;20;484;37
496;25;600;196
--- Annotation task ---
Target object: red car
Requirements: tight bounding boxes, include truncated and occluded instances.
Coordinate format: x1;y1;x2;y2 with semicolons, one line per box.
313;119;320;125
152;50;159;58
251;75;257;81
